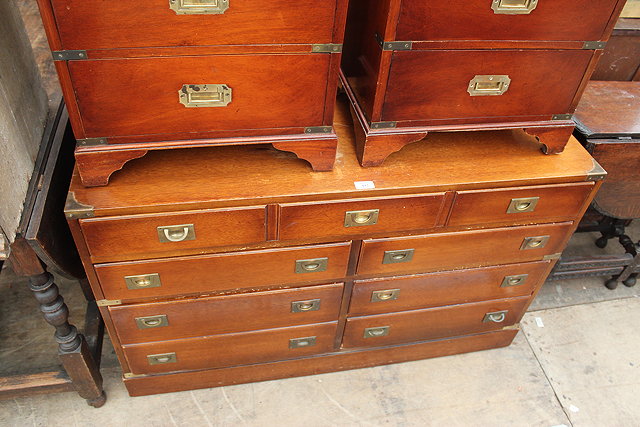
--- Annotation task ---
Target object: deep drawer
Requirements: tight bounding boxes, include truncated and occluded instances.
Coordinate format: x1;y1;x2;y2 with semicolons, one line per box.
94;242;351;301
382;49;593;123
68;54;330;139
80;206;267;263
110;283;344;344
356;222;573;277
349;261;550;316
396;0;620;43
448;182;594;227
123;322;337;374
342;297;529;348
279;193;446;241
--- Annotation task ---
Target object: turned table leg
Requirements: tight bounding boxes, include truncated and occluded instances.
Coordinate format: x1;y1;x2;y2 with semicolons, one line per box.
29;270;106;407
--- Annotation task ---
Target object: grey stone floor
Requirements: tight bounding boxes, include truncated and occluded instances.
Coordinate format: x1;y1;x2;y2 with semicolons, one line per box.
1;226;639;426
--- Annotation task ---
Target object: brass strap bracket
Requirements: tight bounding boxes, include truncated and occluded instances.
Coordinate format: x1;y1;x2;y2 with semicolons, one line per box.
96;299;122;307
370;121;397;129
542;253;562;261
502;324;520;331
375;33;412;51
65;192;95;219
77;138;108;147
551;114;573;121
311;44;343;53
582;41;607;50
304;126;333;134
52;50;88;61
123;372;148;379
587;159;607;181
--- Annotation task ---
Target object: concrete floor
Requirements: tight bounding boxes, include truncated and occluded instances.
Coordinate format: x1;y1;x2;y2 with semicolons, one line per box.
1;226;639;426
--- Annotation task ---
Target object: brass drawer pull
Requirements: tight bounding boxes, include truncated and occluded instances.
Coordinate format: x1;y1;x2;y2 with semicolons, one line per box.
520;235;550;250
135;315;169;329
468;75;511;96
363;326;390;338
291;299;321;313
371;289;400;302
147;352;177;365
344;209;380;227
125;273;162;290
169;0;229;15
507;197;540;214
157;224;196;243
501;274;529;287
289;336;317;349
295;258;328;274
382;249;415;264
483;310;508;323
491;0;538;15
179;84;232;108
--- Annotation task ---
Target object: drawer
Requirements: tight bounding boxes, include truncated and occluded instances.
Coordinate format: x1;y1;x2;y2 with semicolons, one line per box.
342;297;528;349
356;222;573;277
349;261;550;316
123;322;337;374
382;49;593;123
81;206;266;263
68;54;330;139
48;0;342;50
95;242;351;301
448;182;594;227
396;0;620;43
110;283;344;344
279;193;446;241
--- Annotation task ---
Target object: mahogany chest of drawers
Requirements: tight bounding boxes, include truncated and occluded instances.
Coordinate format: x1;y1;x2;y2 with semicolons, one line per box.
341;0;627;167
36;0;349;186
65;100;603;396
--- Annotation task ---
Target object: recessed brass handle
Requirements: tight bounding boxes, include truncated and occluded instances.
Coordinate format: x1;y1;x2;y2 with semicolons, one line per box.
483;310;508;323
291;299;321;313
520;235;550;250
363;326;390;338
157;224;195;243
289;336;317;349
169;0;229;15
295;258;328;274
344;209;380;227
507;197;540;214
179;84;232;108
468;75;511;96
501;274;529;287
135;315;169;329
382;249;415;264
125;273;162;290
147;352;177;365
371;289;400;302
491;0;538;15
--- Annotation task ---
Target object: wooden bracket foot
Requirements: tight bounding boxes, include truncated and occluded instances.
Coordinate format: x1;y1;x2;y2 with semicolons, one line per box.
271;136;338;172
75;149;148;187
524;125;575;155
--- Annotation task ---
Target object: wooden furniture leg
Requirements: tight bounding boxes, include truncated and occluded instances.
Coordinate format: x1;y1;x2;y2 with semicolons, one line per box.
524;125;575;154
271;137;338;172
74;149;149;187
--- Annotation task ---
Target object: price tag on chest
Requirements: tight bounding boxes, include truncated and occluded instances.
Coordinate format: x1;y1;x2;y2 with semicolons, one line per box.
354;181;375;190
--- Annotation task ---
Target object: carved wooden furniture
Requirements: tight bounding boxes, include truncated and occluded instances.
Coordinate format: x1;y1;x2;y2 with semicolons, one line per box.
35;0;349;186
64;98;602;396
549;81;640;289
1;104;105;407
341;0;627;167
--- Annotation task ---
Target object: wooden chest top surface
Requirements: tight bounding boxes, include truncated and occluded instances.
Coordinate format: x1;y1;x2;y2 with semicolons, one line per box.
574;81;640;138
68;98;597;217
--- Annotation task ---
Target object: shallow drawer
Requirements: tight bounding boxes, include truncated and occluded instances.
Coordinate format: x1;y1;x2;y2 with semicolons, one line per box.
396;0;620;43
68;54;330;139
349;261;550;316
48;0;341;50
279;193;446;241
342;297;528;348
111;283;344;344
123;322;337;374
81;206;266;263
356;222;573;277
95;242;351;301
448;182;594;227
382;49;593;123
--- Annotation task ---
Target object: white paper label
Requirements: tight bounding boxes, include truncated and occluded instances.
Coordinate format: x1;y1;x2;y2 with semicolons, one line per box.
354;181;375;190
535;317;545;328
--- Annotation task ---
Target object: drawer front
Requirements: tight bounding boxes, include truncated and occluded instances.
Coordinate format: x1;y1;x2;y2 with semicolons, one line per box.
342;297;528;348
448;182;594;227
382;50;593;123
349;261;550;316
81;206;266;263
396;0;620;42
111;283;344;344
95;242;351;301
50;0;340;50
357;222;573;277
123;322;337;374
279;194;446;241
69;54;329;139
